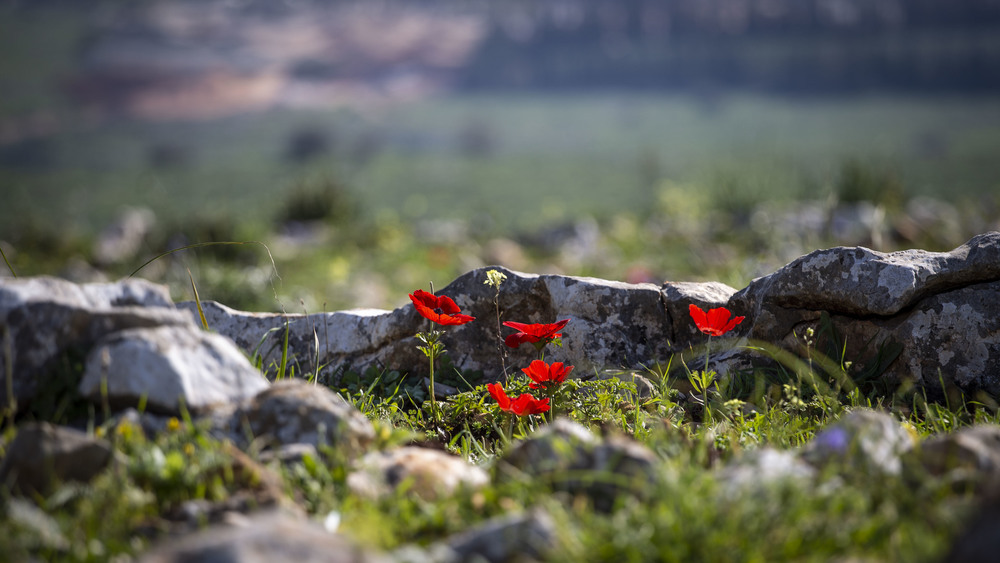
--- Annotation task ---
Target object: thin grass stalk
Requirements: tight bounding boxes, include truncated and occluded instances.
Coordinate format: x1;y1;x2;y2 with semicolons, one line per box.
129;240;279;280
277;317;290;380
187;269;210;331
1;245;15;278
310;327;321;384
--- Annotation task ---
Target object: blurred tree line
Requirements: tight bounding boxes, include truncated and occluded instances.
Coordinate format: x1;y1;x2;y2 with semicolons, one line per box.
456;0;1000;94
6;0;999;96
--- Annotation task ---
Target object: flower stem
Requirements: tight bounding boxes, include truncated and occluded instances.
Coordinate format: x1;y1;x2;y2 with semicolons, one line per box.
417;329;444;426
506;413;514;446
703;336;712;424
429;351;437;424
494;291;508;380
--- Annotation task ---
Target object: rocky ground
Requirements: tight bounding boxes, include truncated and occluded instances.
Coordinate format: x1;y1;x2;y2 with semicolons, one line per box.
1;232;1000;560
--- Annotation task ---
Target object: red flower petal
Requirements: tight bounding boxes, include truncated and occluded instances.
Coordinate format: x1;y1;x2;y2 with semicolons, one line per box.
522;359;573;390
510;393;550;415
549;362;570;384
502;319;569;349
489;384;548;415
504;332;536;348
689;304;744;337
503;319;569;338
689;304;708;330
522;359;549;386
487;383;511;410
410;289;437;308
409;289;476;326
435;296;462;315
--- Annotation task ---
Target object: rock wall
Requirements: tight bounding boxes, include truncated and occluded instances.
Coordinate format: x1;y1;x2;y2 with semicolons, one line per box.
183;232;1000;396
2;232;998;411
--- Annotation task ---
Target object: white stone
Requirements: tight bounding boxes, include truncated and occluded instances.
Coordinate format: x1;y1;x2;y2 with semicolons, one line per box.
80;325;268;414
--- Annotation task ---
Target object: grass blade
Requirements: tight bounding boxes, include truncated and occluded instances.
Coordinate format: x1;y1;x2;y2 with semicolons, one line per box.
128;240;280;281
187;269;210;331
0;245;15;278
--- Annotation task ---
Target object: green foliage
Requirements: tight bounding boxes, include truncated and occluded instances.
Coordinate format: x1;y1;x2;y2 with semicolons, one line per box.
278;174;356;225
836;158;905;207
0;347;992;562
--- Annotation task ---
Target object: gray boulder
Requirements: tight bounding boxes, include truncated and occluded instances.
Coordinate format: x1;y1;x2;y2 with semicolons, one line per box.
176;299;412;382
184;268;699;384
728;231;1000;395
436;509;558;563
79;325;268;414
7;232;999;411
718;447;817;495
916;424;1000;493
496;418;660;511
346;446;489;501
232;379;375;456
0;422;116;496
188;233;1000;396
800;409;916;476
0;276;191;410
140;510;389;563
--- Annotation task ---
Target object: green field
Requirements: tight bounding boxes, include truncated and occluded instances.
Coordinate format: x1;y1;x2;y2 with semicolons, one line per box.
4;93;1000;237
2;93;999;311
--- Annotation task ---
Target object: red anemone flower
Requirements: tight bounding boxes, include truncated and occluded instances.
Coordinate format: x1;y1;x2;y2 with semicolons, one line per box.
502;319;570;349
487;383;550;416
409;289;475;326
521;359;573;391
689;304;744;337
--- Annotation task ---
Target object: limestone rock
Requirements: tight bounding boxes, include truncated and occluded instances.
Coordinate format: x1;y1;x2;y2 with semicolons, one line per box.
447;269;674;377
187;267;685;384
8;231;999;410
347;446;489;501
176;299;411;382
79;325;268;414
497;418;660;511
236;379;375;456
916;424;1000;493
0;276;191;409
140;510;389;563
801;409;916;476
727;232;1000;394
498;418;599;476
0;422;115;496
888;283;1000;393
718;447;817;494
439;509;558;563
733;232;1000;322
188;235;1000;396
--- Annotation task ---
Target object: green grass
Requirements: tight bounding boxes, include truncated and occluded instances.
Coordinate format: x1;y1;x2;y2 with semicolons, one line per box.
1;340;993;561
4;93;1000;239
0;257;993;560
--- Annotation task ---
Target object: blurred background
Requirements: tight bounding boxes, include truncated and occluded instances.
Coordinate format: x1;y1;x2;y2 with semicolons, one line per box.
2;0;999;313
